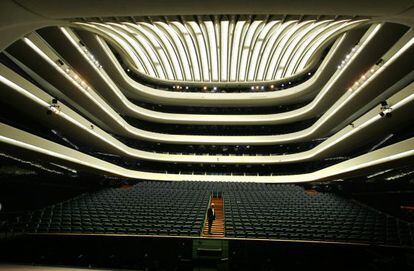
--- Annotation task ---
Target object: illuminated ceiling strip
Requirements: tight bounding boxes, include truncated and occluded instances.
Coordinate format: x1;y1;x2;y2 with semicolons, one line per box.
284;20;330;76
268;20;312;80
238;20;263;81
154;22;192;80
2;65;413;164
171;21;202;81
247;20;279;81
83;18;360;83
85;23;146;73
1;125;413;183
99;23;159;77
21;30;412;145
220;19;229;81
256;21;293;81
122;23;175;79
298;20;352;71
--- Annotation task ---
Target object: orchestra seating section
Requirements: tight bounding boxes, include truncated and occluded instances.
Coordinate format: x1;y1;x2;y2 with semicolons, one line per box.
4;182;210;237
2;181;413;248
224;184;414;247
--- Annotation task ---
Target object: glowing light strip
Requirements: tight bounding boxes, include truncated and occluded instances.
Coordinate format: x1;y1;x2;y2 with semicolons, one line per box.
367;169;393;178
385;170;414;180
84;19;358;83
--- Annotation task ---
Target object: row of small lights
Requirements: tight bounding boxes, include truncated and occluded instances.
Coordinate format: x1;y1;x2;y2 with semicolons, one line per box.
62;65;92;91
347;65;380;92
81;45;103;69
337;45;359;70
171;72;312;91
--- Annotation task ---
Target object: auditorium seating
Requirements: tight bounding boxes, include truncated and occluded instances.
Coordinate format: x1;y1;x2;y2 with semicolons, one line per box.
3;182;413;248
6;182;210;236
223;184;414;247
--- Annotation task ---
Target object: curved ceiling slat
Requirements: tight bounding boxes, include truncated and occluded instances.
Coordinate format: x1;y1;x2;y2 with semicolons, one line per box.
186;20;210;81
269;20;312;80
98;23;156;76
123;23;175;79
79;18;363;84
281;20;325;78
256;21;292;81
171;21;202;81
298;20;354;70
153;22;192;80
289;20;331;75
109;23;165;78
248;20;280;81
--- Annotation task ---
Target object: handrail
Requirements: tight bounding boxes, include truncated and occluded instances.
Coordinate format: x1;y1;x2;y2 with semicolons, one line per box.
201;194;213;236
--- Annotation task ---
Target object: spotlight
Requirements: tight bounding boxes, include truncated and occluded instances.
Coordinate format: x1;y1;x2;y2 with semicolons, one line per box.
251;86;255;90
213;86;217;91
308;72;312;76
260;86;264;90
270;85;274;89
203;86;207;90
185;86;189;90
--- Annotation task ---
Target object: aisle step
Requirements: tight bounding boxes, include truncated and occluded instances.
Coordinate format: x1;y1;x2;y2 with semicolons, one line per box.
202;196;225;238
